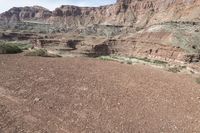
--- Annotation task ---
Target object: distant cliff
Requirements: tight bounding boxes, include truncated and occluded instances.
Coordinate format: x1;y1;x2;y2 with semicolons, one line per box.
0;0;199;28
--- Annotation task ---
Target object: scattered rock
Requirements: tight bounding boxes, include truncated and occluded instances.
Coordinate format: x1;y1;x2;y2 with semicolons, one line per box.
33;97;41;103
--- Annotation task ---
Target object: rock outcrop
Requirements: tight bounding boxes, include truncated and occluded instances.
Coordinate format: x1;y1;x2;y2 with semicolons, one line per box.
49;0;200;27
0;6;51;26
1;0;199;28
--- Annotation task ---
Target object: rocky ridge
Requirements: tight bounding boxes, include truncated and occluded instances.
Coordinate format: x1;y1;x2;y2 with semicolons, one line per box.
1;0;199;27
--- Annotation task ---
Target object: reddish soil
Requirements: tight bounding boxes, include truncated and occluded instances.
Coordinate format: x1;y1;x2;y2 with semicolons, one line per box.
0;54;200;133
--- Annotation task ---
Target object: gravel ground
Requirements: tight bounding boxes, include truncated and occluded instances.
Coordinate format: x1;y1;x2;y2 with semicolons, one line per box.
0;54;200;133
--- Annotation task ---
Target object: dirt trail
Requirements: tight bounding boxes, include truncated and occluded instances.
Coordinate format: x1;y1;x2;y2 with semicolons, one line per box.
0;54;200;133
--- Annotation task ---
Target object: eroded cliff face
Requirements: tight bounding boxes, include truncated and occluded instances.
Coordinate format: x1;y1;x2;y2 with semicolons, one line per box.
1;0;199;28
115;0;200;26
0;6;52;26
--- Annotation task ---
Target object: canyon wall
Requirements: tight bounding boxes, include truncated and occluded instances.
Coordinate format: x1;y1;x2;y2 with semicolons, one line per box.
1;0;200;28
0;0;200;63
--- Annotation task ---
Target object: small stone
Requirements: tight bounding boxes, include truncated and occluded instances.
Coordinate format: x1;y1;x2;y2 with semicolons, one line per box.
34;97;41;103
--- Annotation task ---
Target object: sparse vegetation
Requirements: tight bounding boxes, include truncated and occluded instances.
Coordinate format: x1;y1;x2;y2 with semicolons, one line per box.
130;56;168;65
25;49;48;56
25;49;61;57
181;65;187;69
168;67;181;73
98;55;168;66
127;60;132;64
153;60;168;65
167;66;187;73
98;56;114;61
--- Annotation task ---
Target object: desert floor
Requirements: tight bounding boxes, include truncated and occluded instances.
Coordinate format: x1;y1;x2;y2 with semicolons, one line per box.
0;54;200;132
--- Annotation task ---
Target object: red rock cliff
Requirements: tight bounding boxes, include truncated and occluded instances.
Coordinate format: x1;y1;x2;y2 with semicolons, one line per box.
0;0;199;27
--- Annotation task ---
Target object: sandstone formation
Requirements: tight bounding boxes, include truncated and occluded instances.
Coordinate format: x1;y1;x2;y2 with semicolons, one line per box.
1;0;199;27
0;6;51;26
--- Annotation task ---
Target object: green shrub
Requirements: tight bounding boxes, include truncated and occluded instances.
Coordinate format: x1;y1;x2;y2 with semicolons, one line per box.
0;41;32;54
153;60;168;65
0;41;22;54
